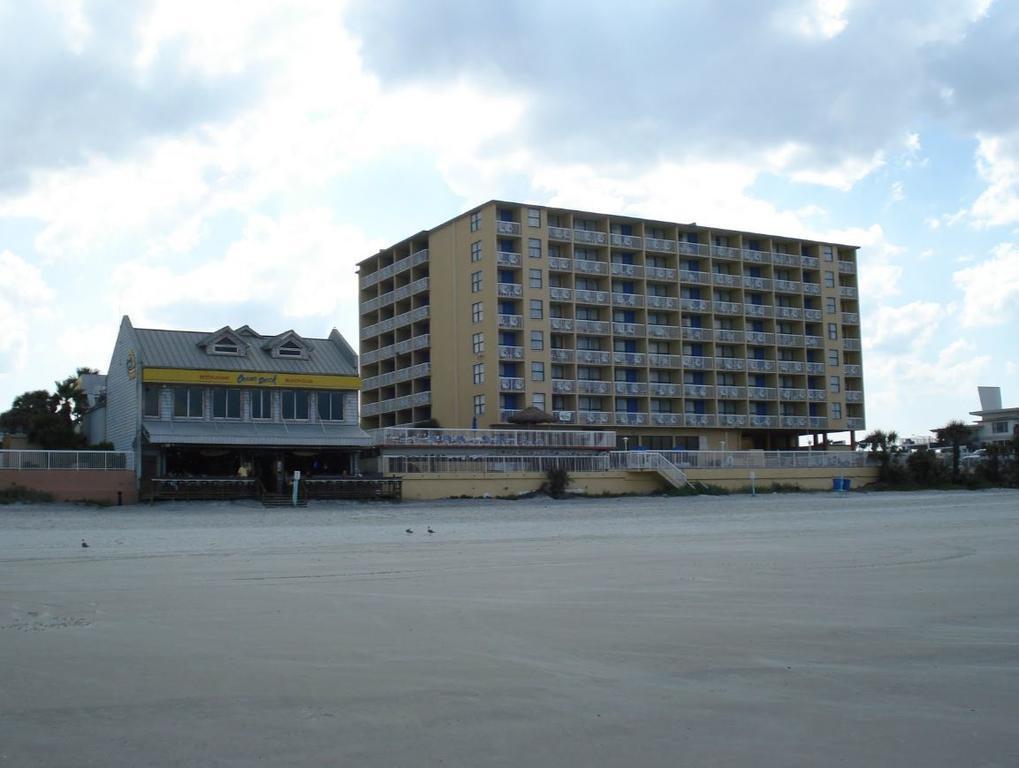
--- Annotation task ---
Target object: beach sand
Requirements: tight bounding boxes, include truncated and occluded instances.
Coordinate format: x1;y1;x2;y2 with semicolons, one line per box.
2;490;1017;767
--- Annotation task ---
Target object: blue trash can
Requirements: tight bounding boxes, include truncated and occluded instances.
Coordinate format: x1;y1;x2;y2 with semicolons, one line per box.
832;478;842;491
842;478;851;491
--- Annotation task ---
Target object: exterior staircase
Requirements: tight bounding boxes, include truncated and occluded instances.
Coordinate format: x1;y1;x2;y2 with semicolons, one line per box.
611;451;690;489
260;492;307;508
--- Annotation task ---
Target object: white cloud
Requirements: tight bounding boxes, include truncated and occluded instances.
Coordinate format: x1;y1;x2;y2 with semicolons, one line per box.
0;251;54;375
867;300;946;350
785;0;850;40
952;241;1019;326
788;151;886;191
968;133;1019;228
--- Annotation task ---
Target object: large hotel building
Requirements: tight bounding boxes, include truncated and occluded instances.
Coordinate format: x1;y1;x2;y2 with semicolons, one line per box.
357;201;864;450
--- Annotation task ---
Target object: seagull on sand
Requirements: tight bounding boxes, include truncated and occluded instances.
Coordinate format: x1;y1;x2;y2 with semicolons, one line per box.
81;539;89;548
405;528;413;534
427;527;435;534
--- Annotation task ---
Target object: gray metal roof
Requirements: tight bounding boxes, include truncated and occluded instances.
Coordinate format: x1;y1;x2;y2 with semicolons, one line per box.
133;324;358;375
144;420;371;447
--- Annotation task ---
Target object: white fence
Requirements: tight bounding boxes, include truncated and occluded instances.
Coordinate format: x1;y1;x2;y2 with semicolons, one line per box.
0;450;134;471
381;454;610;475
372;427;616;450
657;450;872;470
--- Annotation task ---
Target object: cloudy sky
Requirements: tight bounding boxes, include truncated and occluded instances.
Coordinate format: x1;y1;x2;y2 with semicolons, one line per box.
1;0;1017;438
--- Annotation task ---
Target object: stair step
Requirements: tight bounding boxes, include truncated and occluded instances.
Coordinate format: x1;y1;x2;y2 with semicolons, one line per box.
261;493;307;508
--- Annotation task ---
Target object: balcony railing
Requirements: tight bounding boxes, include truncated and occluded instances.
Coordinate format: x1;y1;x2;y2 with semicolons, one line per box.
612;292;644;308
498;345;524;360
576;350;612;364
373;428;615;450
847;418;866;429
845;390;864;403
680;270;712;285
746;359;775;372
649;325;683;340
496;251;521;266
574;319;610;334
575;258;608;275
360;248;429;288
496;221;521;235
360;276;430;314
837;260;856;274
712;272;741;287
715;357;745;371
549;256;572;271
649;383;680;397
748;387;777;399
497;282;522;297
550;348;575;362
574;229;607;245
777;360;805;374
843;338;861;351
613;352;645;366
577;380;611;395
612;322;644;337
550;286;572;301
610;233;642;249
645;237;676;253
646;295;678;309
497;314;523;329
0;450;134;470
647;353;681;368
362;362;431;391
717;386;746;399
552;379;575;394
779;388;807;401
683;384;713;398
645;266;676;281
841;312;860;325
360;304;430;339
360;333;430;365
574;289;610;305
610;262;643;277
844;364;862;377
548;226;572;241
615;412;648;426
714;329;743;343
499;377;525;392
361;390;431;417
684;413;716;427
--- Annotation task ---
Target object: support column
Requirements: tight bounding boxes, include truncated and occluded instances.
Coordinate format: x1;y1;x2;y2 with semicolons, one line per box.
849;430;857;449
822;433;829;450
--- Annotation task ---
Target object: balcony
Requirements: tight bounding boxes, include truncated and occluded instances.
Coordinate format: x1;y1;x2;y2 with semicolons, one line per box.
743;303;772;318
804;309;823;321
647;353;681;367
549;256;572;271
847;417;866;429
645;237;676;253
804;337;822;351
839;286;858;299
749;415;776;427
550;348;575;362
683;384;713;398
496;251;522;267
677;241;710;257
360;276;430;314
578;410;612;425
682;355;710;369
553;410;576;423
612;322;644;337
496;221;521;235
711;245;741;260
746;331;774;344
646;295;678;310
846;390;864;403
645;266;676;281
360;248;429;288
548;317;572;333
684;413;716;427
498;314;522;329
497;282;522;297
837;260;856;274
779;388;807;401
714;329;743;343
498;345;524;360
842;312;860;325
548;226;572;241
843;338;861;351
808;416;828;429
614;382;648;396
714;301;743;315
361;390;432;417
806;362;826;374
362;362;431;391
781;415;809;428
574;319;610;335
715;357;745;372
610;262;643;278
613;351;645;366
712;272;741;287
612;292;644;308
651;412;682;426
802;283;821;295
844;364;862;377
574;229;608;245
499;377;525;392
550;286;572;301
748;386;777;399
742;276;771;290
775;306;803;320
680;298;710;312
742;249;772;264
615;412;648;426
680;326;710;341
776;334;803;347
360;333;430;365
680;270;712;285
574;289;610;305
808;389;826;401
802;256;820;268
746;358;775;372
719;414;748;427
649;324;683;340
552;379;575;394
717;385;746;399
577;380;611;395
360;304;430;339
575;259;608;275
777;360;805;374
774;279;801;293
576;350;611;365
649;383;680;397
772;252;800;267
610;233;643;249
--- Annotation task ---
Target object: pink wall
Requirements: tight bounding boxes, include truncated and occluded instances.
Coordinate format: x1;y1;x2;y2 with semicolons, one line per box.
2;470;138;505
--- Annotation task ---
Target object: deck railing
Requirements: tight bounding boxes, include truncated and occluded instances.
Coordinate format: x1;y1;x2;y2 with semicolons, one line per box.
0;450;134;470
371;427;616;450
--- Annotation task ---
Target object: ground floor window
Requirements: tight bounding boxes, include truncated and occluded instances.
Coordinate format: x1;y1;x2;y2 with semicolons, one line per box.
281;390;310;420
173;386;204;418
317;391;344;421
212;388;241;419
250;389;272;419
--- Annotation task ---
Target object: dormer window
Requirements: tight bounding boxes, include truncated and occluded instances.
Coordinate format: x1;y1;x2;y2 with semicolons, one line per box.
212;342;239;354
277;341;303;358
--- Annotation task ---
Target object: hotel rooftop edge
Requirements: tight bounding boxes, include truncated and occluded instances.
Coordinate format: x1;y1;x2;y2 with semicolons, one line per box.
357;200;864;450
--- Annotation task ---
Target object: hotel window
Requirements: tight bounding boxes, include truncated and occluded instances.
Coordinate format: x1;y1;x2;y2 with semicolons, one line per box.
529;299;543;319
826;296;837;314
992;421;1009;434
212;388;241;419
317;391;344;421
471;270;482;293
143;386;161;417
250;390;272;420
472;302;483;323
828;322;838;340
829;376;841;393
173;386;204;418
281;390;309;420
473;394;485;415
823;245;834;262
473;363;485;385
470;211;481;232
824;271;835;288
531;361;545;381
529;268;542;288
528;238;542;259
832;402;842;419
470;241;482;262
530;330;544;351
827;350;840;367
472;332;484;354
527;208;541;228
532;393;546;411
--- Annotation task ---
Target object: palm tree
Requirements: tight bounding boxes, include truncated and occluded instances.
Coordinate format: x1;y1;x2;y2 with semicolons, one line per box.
862;429;900;482
935;420;975;482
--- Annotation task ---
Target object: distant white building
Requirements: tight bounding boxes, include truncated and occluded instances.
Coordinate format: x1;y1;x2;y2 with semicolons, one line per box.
969;386;1019;446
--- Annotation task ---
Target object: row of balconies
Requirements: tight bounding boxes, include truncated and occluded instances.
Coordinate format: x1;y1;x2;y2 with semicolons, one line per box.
360;249;429;289
536;381;850;401
361;362;431;391
360;277;430;314
360;305;430;340
360;333;430;365
546;411;839;429
361;390;431;417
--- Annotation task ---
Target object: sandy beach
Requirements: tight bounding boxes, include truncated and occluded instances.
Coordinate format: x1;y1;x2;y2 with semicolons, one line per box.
2;490;1018;767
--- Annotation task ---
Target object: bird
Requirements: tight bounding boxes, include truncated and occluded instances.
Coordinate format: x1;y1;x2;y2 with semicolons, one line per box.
427;527;435;534
405;528;413;534
81;539;89;549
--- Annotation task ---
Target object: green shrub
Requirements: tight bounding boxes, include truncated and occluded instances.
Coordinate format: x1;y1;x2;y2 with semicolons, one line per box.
543;465;571;498
0;484;56;504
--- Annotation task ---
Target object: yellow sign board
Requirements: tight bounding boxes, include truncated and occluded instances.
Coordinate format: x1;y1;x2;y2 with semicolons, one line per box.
142;368;360;390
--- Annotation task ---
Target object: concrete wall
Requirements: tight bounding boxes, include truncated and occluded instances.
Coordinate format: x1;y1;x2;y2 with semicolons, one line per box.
685;464;878;491
3;470;138;504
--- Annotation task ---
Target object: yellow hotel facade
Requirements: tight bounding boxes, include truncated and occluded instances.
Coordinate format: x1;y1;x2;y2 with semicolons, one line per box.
358;201;865;451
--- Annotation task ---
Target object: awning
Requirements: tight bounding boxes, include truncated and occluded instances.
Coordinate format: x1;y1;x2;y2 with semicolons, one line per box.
143;420;372;448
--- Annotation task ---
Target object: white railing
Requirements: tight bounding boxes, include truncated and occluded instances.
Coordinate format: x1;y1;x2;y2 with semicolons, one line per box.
609;451;688;487
0;450;134;470
372;428;615;450
657;450;873;470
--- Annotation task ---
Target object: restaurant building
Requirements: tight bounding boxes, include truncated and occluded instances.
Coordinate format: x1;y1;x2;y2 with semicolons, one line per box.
104;316;370;493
